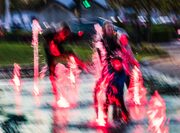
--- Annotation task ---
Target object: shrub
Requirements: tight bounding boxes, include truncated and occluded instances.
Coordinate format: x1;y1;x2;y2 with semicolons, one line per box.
115;22;177;42
149;24;176;42
1;30;32;43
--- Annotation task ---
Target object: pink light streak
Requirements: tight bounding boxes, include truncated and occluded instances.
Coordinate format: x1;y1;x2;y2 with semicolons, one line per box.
126;66;147;121
57;94;70;108
55;63;70;107
39;65;48;79
54;56;82;108
67;55;81;105
32;19;42;96
96;73;114;126
127;66;147;106
10;63;21;92
147;91;169;133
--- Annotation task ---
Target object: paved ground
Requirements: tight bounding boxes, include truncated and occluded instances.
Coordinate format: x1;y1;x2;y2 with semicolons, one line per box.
145;41;180;79
0;72;180;133
0;41;180;133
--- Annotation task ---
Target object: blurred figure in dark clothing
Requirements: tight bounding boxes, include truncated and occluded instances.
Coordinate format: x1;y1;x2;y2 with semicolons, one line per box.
42;22;87;102
93;21;130;124
105;57;129;123
119;34;139;88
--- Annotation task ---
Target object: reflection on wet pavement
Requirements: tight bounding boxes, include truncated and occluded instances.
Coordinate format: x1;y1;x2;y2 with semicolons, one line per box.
0;73;179;132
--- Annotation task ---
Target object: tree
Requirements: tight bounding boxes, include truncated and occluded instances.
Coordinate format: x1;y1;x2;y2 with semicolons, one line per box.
154;0;180;16
10;0;47;11
0;0;5;16
0;0;48;17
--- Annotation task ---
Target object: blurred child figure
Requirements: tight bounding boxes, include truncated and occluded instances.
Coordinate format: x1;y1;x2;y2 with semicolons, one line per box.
93;21;132;124
118;33;139;87
42;22;87;106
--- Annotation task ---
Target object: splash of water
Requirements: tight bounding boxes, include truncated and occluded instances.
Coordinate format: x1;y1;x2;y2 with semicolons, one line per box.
68;56;81;104
32;19;42;95
55;56;81;108
127;66;147;105
57;94;70;108
92;50;103;80
10;63;22;114
55;63;70;107
126;66;147;121
39;65;48;79
93;23;107;69
147;91;169;133
10;63;21;92
32;19;42;46
93;23;117;126
95;73;114;126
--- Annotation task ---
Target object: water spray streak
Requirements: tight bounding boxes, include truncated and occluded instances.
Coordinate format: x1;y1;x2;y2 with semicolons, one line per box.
92;50;103;80
68;56;81;105
126;66;147;121
32;19;42;95
10;63;21;92
55;63;70;108
55;56;81;108
10;63;22;115
127;66;147;105
93;24;113;126
147;91;169;133
96;73;114;126
39;65;48;79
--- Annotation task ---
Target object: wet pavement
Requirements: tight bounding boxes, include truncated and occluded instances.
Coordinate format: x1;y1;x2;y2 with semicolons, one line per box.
145;41;180;79
0;41;180;133
0;71;180;133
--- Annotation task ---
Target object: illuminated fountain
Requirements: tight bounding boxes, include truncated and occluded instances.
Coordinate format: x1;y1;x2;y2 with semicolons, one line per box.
39;65;48;79
31;18;42;95
147;91;169;133
126;66;147;121
54;55;82;108
92;23;106;80
10;63;22;92
95;73;114;126
67;55;81;105
9;63;22;115
92;23;113;126
55;63;70;108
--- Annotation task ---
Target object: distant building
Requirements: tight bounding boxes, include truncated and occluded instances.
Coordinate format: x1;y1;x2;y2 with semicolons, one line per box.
38;1;76;26
11;11;37;30
79;1;108;20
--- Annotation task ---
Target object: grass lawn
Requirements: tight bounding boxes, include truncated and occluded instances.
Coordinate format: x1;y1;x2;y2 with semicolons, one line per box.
0;41;168;67
0;41;46;67
131;42;168;61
